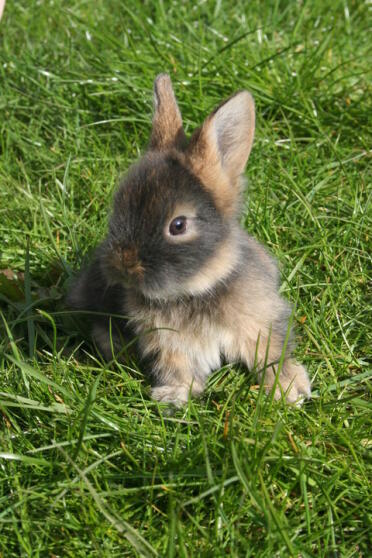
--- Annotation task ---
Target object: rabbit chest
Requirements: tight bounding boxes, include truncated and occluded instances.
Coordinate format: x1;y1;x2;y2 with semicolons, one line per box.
126;292;237;381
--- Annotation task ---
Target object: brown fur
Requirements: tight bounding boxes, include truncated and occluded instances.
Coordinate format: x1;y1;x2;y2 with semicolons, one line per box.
150;74;187;150
186;141;237;216
105;246;144;280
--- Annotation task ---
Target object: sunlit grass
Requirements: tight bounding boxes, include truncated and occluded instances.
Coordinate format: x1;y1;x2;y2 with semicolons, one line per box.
0;1;371;556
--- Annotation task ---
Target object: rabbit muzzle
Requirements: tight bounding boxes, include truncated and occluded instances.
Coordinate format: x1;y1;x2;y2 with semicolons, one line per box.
103;243;145;285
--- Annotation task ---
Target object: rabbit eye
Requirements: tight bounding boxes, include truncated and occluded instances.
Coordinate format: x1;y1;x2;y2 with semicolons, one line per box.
169;216;187;236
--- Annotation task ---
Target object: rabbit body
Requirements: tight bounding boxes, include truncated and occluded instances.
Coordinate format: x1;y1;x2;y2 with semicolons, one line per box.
68;74;311;406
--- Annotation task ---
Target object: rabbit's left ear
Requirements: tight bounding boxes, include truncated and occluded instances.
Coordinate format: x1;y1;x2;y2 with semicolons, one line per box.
150;74;186;150
187;91;255;214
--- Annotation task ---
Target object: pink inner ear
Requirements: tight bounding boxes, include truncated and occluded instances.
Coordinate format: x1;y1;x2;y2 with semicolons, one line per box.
211;91;255;179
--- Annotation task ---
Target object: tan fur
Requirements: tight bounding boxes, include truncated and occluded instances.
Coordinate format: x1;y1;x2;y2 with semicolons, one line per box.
128;289;309;406
261;360;311;404
185;91;255;217
184;228;240;295
150;74;186;150
187;146;238;216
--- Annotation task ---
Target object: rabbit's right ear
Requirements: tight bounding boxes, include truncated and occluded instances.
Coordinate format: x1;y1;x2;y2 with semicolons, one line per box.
150;74;186;150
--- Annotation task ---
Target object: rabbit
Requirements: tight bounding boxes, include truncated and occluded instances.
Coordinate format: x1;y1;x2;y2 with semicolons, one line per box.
67;73;311;407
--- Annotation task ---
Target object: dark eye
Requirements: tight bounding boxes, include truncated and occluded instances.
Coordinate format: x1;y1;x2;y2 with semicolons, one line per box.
169;216;187;236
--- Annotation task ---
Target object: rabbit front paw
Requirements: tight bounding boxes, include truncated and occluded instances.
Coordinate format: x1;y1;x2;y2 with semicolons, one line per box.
151;384;191;407
264;360;311;406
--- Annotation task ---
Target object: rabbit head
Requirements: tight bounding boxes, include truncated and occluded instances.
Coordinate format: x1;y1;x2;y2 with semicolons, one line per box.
101;74;255;300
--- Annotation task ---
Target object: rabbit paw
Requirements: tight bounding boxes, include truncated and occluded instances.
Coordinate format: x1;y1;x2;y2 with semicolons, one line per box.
151;385;191;407
265;360;311;406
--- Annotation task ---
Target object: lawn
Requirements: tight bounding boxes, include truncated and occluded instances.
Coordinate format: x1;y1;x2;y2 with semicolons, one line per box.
0;0;371;556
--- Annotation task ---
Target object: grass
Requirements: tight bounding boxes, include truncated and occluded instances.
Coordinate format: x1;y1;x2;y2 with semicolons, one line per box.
0;0;371;555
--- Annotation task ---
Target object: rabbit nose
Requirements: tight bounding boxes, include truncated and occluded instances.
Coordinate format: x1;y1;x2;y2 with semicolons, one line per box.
121;246;145;278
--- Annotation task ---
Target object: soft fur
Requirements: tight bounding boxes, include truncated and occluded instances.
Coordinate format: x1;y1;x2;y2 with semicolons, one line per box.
67;74;311;406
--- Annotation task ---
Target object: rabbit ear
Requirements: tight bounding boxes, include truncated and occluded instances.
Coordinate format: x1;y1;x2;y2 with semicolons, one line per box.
150;74;187;150
187;92;255;214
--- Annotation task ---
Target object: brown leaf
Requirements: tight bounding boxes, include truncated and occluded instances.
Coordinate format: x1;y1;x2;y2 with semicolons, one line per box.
0;269;24;301
223;411;230;439
47;385;65;405
2;412;12;430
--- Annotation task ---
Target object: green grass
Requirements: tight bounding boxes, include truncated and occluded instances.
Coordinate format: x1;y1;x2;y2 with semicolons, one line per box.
0;0;371;555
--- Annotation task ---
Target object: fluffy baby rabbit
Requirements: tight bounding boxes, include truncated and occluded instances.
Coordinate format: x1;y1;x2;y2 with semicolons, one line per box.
68;74;311;406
